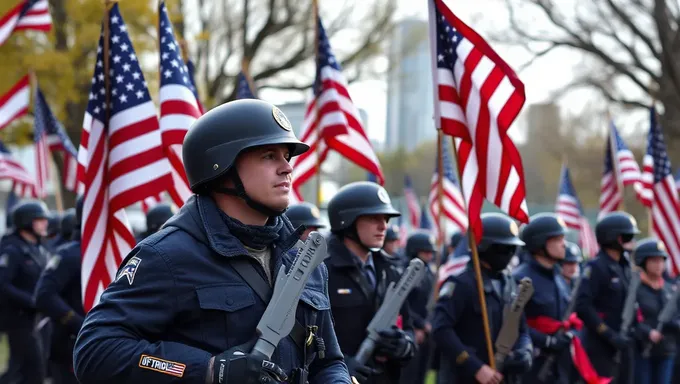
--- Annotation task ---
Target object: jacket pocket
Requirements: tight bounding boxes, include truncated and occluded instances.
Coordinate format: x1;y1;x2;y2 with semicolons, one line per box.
196;283;257;349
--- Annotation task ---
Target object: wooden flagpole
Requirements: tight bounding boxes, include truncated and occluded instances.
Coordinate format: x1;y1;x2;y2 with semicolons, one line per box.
426;0;495;370
312;0;322;206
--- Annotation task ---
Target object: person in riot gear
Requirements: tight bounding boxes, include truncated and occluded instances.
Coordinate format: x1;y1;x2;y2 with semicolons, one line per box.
631;239;678;384
140;203;174;240
0;200;51;384
561;241;582;289
34;196;85;384
74;100;350;384
325;181;416;384
432;213;532;384
45;211;62;250
284;202;326;241
383;225;401;256
399;231;436;384
575;211;639;383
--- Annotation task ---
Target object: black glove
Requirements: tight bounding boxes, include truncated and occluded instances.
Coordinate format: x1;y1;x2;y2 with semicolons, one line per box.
502;349;532;374
212;340;288;384
375;326;414;360
544;332;571;352
662;321;680;334
345;356;380;384
603;329;630;350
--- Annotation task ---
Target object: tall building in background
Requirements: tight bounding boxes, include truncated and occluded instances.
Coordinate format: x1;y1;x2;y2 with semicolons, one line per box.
385;19;436;152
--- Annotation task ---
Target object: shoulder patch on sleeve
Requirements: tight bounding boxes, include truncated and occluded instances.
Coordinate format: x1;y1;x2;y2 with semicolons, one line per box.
0;254;8;267
46;256;61;271
138;355;185;377
439;281;456;298
117;255;142;285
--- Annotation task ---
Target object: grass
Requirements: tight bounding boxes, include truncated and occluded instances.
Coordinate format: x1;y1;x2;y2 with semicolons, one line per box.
425;370;437;384
0;334;7;373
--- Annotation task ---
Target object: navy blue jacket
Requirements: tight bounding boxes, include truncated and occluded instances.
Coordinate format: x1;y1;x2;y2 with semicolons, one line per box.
0;231;48;330
34;239;84;363
432;267;532;382
73;195;350;384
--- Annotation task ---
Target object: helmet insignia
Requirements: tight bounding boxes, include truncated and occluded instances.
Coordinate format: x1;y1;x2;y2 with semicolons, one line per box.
310;205;321;218
377;187;391;204
509;220;519;236
272;106;292;131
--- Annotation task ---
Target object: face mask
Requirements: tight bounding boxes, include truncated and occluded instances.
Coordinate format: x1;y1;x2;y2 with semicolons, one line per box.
481;244;517;272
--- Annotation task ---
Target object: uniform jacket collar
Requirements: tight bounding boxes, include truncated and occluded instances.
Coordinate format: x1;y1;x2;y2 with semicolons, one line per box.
164;194;301;258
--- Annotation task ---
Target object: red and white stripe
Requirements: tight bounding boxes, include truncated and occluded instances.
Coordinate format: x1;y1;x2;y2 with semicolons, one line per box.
437;255;469;287
62;152;79;193
651;174;680;276
0;153;36;197
0;0;51;46
598;171;622;219
429;0;529;241
428;172;467;237
404;176;421;228
639;148;655;209
0;75;30;131
579;218;599;258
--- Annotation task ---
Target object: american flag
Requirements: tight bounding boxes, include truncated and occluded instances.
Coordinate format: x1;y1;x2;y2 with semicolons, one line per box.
290;17;383;201
599;122;641;218
404;175;421;228
437;236;470;287
33;86;78;197
428;137;467;240
0;140;36;197
0;75;30;131
644;107;680;276
236;71;257;99
429;0;528;242
0;0;51;46
78;4;173;311
555;164;599;258
396;216;408;248
185;58;204;114
158;0;202;208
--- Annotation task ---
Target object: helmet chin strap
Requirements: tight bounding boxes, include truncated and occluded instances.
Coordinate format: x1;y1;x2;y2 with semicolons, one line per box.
215;170;286;218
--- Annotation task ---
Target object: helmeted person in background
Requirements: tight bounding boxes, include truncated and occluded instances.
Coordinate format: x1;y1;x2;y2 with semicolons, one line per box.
137;203;174;242
631;239;679;384
325;181;416;384
284;202;326;241
575;211;639;383
561;241;582;290
432;213;532;384
34;196;85;384
383;225;401;257
513;213;592;383
48;208;76;251
399;231;436;384
74;100;350;384
44;210;62;252
0;200;51;384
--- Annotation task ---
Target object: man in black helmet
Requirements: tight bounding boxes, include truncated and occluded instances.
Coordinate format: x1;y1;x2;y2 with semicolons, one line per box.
325;181;416;384
575;211;639;383
560;241;582;289
383;225;401;257
73;100;349;384
399;231;436;384
34;196;85;384
138;203;175;241
0;200;51;384
432;213;532;384
285;202;326;241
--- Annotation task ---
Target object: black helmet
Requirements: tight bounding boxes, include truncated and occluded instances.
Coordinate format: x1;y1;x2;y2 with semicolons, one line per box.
385;225;400;242
563;241;583;263
12;200;49;231
450;231;464;249
47;211;61;237
595;211;639;247
146;204;175;234
60;208;76;240
284;202;326;229
520;213;567;252
75;195;84;229
633;238;669;267
478;213;525;252
182;99;308;192
406;231;437;258
327;182;400;232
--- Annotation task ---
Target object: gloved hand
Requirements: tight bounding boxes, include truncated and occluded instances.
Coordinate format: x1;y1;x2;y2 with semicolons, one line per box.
544;332;571;352
212;340;288;384
603;329;630;350
345;356;381;384
502;349;532;375
375;326;414;360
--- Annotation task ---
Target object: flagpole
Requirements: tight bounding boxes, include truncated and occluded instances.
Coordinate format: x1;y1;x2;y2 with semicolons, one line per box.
427;0;496;370
648;104;657;236
434;130;445;271
49;153;64;212
607;113;626;212
312;0;323;207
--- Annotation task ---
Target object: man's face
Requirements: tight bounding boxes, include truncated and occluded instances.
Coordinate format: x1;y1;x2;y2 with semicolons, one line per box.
355;215;389;249
545;235;566;260
235;145;292;211
561;262;579;279
32;218;48;237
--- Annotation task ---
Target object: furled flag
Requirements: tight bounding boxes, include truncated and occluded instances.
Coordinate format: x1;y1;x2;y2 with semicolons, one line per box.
599;122;641;218
428;137;467;241
78;3;173;311
158;0;202;208
0;0;51;46
555;164;598;258
0;140;36;197
236;71;257;99
290;17;383;201
429;0;528;241
644;107;680;276
33;86;78;197
0;75;30;131
404;175;421;228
